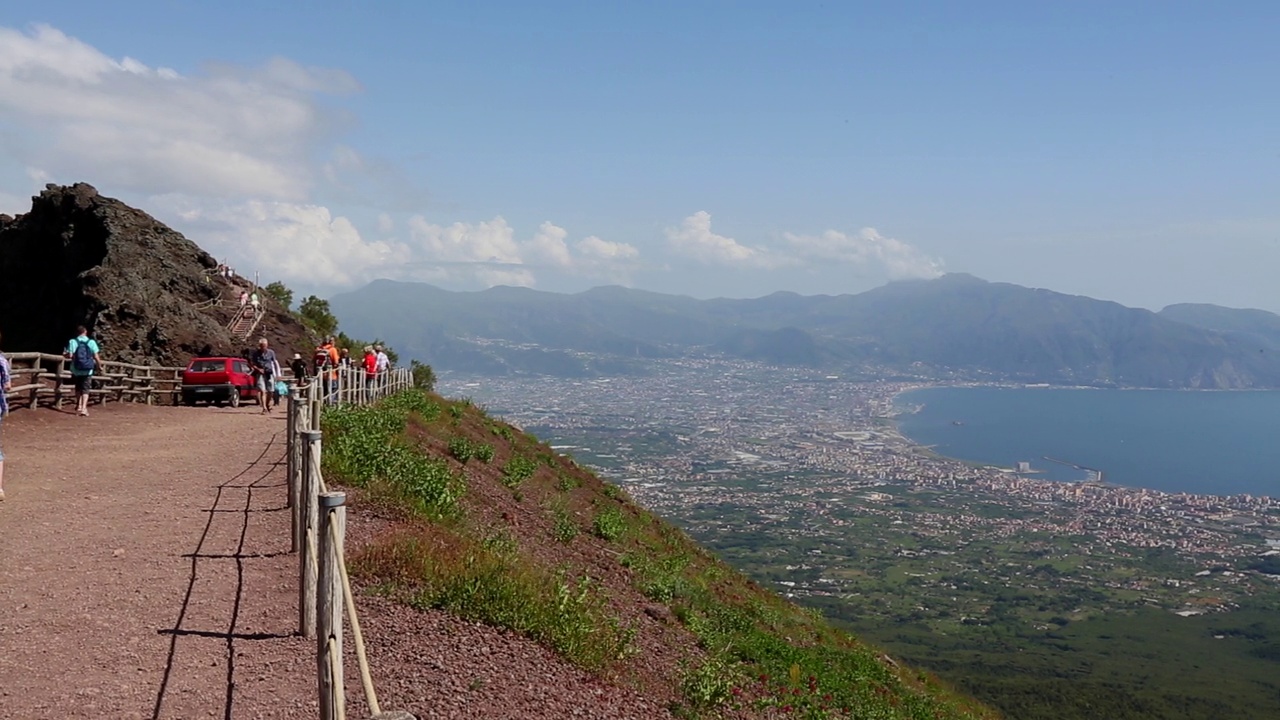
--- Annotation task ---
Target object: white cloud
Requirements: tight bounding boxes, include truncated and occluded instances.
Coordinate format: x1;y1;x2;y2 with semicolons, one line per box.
526;221;573;268
151;195;410;287
666;211;787;268
0;23;646;293
407;215;522;264
0;23;355;201
523;223;640;279
784;228;943;279
399;216;640;287
578;235;639;262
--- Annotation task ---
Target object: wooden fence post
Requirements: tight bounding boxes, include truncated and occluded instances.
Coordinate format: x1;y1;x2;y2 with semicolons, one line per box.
318;491;346;720
287;388;301;553
299;429;322;638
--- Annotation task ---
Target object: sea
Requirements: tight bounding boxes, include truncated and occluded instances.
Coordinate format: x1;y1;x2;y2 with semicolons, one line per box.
894;387;1280;498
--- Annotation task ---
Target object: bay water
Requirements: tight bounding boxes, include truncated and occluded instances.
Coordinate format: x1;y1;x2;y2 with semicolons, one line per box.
895;387;1280;498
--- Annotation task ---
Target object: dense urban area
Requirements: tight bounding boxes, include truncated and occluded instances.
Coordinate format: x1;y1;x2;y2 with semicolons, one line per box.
440;354;1280;719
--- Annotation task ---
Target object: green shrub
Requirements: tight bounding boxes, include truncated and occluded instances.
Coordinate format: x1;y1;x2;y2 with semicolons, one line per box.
502;455;540;488
448;436;475;462
321;391;459;516
449;437;495;464
411;554;634;671
680;656;738;710
593;507;627;542
553;508;579;543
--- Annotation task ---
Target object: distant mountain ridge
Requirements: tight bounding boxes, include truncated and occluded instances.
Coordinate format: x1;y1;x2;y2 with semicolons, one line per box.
1159;303;1280;353
330;275;1280;389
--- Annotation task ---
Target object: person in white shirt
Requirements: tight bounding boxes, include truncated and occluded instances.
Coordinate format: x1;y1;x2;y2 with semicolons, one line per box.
374;345;390;374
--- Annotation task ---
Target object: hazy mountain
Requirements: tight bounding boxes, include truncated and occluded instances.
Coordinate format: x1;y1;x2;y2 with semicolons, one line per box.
1159;303;1280;353
331;275;1280;388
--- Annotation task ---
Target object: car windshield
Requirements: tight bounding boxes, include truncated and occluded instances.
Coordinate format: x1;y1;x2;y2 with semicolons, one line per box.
188;359;225;373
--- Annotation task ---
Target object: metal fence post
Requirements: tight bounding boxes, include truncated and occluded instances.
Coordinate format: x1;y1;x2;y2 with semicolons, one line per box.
318;491;346;720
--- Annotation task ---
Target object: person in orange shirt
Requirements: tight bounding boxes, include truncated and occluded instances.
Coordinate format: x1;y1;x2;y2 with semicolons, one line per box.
313;336;340;402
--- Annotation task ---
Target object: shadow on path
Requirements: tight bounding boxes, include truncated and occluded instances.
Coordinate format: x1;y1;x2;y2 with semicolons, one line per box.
151;431;288;720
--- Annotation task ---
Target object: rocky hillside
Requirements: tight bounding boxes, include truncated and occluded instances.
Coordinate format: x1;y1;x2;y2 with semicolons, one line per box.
0;183;314;365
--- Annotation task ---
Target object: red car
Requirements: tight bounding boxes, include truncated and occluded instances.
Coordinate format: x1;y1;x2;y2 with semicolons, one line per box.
180;356;258;407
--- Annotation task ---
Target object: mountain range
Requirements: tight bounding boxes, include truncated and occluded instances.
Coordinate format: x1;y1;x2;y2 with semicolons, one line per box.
330;274;1280;389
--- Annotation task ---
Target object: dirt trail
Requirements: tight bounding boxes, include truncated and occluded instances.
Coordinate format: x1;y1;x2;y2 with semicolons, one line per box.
0;402;677;720
0;404;314;719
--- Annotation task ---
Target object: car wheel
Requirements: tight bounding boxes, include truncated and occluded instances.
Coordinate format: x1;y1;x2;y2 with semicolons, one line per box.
229;390;241;408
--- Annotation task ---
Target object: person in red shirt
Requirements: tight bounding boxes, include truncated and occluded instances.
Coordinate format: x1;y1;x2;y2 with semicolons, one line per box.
362;345;377;398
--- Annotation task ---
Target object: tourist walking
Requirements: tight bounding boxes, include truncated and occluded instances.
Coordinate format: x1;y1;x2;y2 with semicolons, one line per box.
290;352;308;381
0;331;10;501
65;326;101;417
249;337;277;414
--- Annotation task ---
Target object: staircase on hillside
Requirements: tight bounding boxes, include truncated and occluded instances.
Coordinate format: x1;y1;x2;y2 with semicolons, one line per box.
227;305;262;341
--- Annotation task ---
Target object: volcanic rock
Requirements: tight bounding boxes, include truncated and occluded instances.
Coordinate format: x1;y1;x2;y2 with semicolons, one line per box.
0;183;315;365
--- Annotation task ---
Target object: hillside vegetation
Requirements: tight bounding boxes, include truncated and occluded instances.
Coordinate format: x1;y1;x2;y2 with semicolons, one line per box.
320;389;997;719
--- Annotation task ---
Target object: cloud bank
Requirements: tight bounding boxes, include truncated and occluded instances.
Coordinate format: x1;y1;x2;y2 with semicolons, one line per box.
0;24;936;295
667;211;942;280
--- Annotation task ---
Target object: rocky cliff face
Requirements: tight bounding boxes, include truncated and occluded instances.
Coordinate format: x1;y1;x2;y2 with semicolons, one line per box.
0;183;314;366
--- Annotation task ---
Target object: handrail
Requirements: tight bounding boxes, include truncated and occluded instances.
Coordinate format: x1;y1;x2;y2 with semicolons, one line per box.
331;510;380;716
2;349;187;408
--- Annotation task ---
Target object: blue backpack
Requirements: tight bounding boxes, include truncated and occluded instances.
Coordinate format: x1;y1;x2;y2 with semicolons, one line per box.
72;339;96;372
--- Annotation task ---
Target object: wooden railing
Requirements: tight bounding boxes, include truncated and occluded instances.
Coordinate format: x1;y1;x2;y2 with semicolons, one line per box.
287;367;416;720
2;352;185;409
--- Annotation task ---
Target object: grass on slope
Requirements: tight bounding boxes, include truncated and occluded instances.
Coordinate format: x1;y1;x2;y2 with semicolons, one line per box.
320;390;997;720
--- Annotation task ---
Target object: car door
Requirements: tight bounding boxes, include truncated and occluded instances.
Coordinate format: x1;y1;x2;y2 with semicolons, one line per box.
232;360;252;392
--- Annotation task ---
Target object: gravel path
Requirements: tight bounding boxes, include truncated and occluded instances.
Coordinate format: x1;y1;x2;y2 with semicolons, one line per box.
0;404;678;720
0;404;313;719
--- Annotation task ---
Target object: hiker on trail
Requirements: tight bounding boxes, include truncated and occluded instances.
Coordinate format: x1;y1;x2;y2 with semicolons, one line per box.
239;290;248;307
0;331;10;501
374;344;390;374
290;352;308;381
64;326;101;417
249;337;277;415
250;291;260;311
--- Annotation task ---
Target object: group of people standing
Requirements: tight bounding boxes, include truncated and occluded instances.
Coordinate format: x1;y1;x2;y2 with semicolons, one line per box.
245;335;393;412
302;336;391;400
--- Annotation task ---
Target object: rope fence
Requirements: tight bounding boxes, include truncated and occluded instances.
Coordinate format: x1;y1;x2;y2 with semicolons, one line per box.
288;366;416;720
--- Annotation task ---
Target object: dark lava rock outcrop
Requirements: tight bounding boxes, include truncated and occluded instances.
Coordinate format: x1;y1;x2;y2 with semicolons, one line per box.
0;183;315;366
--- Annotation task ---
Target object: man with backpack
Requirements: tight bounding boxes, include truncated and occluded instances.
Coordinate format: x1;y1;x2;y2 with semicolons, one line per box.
64;326;101;417
313;337;339;402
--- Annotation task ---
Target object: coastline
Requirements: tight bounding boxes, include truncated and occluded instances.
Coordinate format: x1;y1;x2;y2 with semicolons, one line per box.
884;383;1278;501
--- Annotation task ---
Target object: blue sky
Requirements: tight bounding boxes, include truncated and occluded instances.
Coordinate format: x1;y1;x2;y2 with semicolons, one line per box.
1;2;1277;311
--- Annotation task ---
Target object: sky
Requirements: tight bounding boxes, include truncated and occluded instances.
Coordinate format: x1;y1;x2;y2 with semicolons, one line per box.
0;1;1277;311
